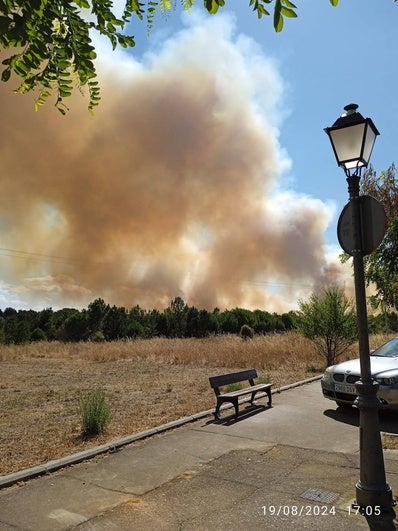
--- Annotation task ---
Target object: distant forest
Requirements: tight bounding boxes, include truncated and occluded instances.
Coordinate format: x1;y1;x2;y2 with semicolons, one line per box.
0;296;395;344
0;297;298;344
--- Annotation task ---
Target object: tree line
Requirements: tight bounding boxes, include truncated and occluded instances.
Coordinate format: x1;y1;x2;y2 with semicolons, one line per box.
1;292;397;346
0;296;298;344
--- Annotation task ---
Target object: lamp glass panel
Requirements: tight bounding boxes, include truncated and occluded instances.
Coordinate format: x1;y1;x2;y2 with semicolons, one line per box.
362;125;377;165
344;159;365;170
329;123;366;165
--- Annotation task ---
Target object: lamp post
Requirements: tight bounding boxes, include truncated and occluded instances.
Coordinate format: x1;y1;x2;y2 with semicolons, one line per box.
325;104;395;523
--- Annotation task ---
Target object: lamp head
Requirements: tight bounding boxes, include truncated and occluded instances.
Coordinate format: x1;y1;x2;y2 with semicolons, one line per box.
324;104;379;173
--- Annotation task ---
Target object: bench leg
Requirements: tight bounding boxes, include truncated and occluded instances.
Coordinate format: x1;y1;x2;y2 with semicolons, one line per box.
233;398;239;419
214;401;221;420
250;389;272;406
214;399;239;420
266;388;272;406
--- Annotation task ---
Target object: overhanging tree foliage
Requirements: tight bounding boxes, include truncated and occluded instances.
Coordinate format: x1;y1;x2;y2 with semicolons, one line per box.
361;164;398;314
0;0;138;113
297;286;357;367
0;0;340;112
339;164;398;325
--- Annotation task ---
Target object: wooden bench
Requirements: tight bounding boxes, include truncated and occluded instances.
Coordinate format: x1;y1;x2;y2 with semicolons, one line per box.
209;369;272;420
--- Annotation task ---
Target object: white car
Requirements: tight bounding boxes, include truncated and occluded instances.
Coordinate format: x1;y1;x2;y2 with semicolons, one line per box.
321;337;398;410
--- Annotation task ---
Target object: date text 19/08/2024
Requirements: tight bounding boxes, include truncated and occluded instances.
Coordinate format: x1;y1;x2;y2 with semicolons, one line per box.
261;505;382;517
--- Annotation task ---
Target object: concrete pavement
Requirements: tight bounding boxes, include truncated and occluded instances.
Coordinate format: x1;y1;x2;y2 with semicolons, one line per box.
1;379;398;529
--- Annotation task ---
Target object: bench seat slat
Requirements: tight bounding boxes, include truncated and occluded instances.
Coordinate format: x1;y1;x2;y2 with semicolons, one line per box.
221;383;272;398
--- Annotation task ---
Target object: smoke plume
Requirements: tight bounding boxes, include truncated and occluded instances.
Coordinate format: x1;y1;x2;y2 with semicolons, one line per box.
0;13;343;311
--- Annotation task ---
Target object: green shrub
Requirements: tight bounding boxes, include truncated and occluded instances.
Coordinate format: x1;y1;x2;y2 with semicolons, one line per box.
226;382;243;392
79;388;110;437
240;324;254;340
31;328;47;341
90;330;105;342
257;374;271;384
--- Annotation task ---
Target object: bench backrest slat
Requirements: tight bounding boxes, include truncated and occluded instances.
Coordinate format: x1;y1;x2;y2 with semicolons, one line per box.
209;369;258;390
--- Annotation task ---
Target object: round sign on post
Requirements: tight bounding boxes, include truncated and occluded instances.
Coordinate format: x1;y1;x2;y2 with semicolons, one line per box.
337;195;387;256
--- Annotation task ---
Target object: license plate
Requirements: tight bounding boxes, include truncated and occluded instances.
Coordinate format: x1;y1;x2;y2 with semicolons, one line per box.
335;383;356;394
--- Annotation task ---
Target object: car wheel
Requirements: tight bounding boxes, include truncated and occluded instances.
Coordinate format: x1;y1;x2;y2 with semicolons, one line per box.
336;401;352;408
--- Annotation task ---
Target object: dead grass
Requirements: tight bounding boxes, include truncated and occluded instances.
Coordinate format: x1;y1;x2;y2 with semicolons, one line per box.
0;332;393;475
382;434;398;450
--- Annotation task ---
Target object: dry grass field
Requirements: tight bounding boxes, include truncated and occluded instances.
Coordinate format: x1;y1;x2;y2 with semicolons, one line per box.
0;332;393;475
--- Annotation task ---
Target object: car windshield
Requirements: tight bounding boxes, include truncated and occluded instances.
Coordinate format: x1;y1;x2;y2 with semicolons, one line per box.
373;337;398;358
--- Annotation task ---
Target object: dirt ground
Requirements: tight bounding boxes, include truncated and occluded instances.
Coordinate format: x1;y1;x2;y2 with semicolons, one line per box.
1;355;226;474
0;333;390;475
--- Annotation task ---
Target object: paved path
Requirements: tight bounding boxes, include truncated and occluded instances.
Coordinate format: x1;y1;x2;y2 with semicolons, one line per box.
1;379;398;530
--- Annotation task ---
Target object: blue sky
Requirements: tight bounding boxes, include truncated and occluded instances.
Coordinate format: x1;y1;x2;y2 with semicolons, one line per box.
0;0;397;312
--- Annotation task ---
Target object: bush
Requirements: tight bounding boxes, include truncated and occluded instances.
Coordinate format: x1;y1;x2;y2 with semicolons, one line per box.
31;328;47;341
297;286;357;367
240;324;254;340
90;330;105;342
79;388;110;437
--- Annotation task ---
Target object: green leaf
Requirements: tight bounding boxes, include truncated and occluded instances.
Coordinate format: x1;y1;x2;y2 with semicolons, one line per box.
34;89;51;112
1;67;11;82
329;0;339;5
160;0;172;12
57;106;67;115
59;87;73;98
257;5;270;18
205;0;220;15
274;7;284;32
14;60;30;77
74;0;90;8
281;6;297;18
117;34;134;48
273;0;283;31
275;16;283;31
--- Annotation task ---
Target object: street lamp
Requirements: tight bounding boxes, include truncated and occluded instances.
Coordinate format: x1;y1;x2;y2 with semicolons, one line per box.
324;103;379;171
325;104;395;522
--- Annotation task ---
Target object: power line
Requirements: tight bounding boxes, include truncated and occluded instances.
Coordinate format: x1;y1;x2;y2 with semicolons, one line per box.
0;247;318;291
0;247;81;265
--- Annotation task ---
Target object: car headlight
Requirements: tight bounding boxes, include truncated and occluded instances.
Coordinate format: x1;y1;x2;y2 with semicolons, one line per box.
376;375;398;386
323;368;334;384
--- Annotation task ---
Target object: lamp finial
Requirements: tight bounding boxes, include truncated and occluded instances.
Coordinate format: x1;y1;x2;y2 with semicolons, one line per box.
344;103;359;115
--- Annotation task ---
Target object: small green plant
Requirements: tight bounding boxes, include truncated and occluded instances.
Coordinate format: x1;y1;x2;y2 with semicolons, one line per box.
226;382;243;392
79;388;110;437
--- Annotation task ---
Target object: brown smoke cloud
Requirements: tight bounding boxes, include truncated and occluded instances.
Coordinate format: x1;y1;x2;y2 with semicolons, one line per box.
0;14;345;311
